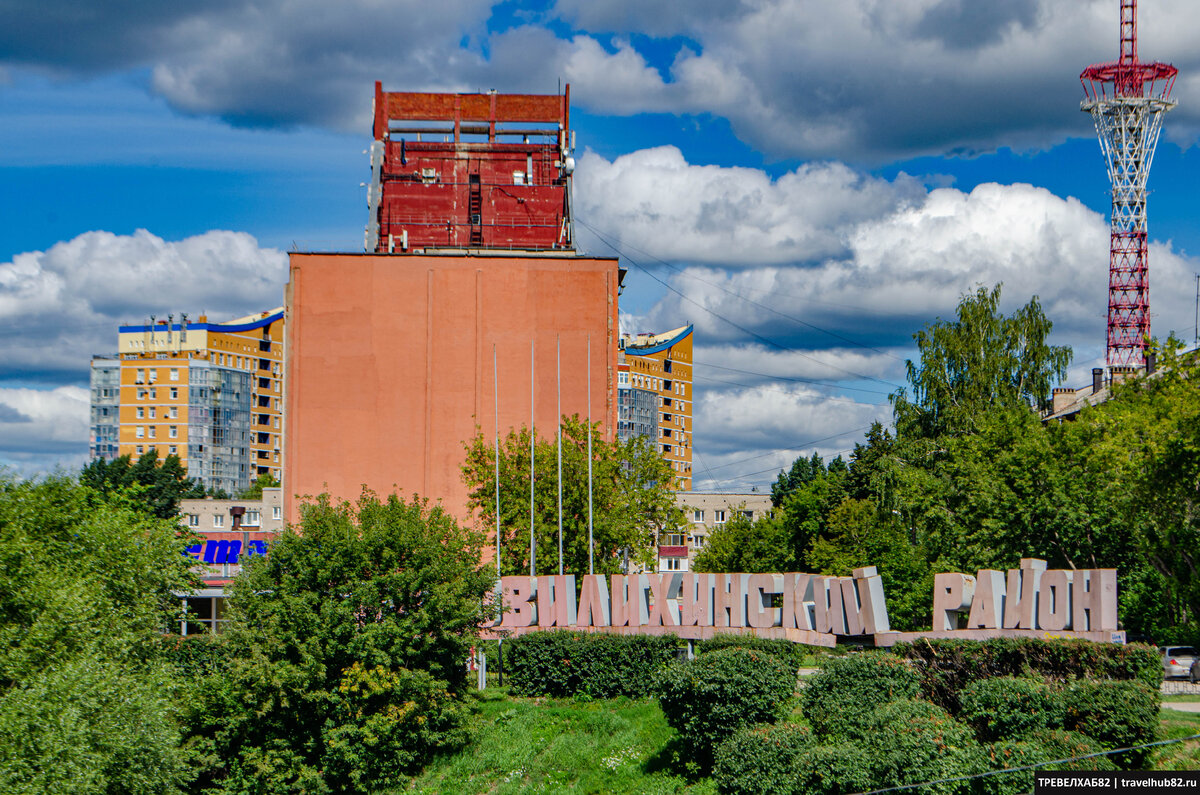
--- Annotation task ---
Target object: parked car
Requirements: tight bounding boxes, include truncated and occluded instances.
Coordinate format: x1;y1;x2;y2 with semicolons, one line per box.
1191;659;1199;685
1160;646;1198;679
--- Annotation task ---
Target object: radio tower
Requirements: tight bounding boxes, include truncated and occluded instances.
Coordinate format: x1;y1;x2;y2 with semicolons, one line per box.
1081;0;1177;367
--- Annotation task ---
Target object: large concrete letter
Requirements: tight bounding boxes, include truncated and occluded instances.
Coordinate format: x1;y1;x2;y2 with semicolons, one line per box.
1002;559;1046;630
499;576;537;628
932;572;976;631
839;577;865;635
577;574;611;627
680;573;714;627
782;573;813;631
966;570;1005;629
853;567;890;634
1072;569;1118;631
747;574;783;629
647;573;681;627
713;573;747;628
1037;569;1073;631
536;575;577;628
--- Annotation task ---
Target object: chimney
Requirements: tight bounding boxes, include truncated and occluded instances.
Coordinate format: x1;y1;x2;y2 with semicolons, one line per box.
1092;368;1104;394
1051;387;1076;414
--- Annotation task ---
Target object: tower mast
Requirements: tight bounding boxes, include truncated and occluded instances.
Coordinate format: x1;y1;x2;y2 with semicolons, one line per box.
1081;0;1177;367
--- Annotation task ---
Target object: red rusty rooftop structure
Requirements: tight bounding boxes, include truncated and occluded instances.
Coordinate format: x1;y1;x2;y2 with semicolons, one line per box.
365;82;576;254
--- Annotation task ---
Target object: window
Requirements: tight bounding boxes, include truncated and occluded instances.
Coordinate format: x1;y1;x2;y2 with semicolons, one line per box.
169;368;179;381
274;381;280;393
169;445;177;454
148;426;156;439
213;514;224;528
714;510;726;524
663;557;682;571
170;387;178;399
662;443;671;454
150;388;157;399
136;407;144;419
148;369;158;383
742;510;753;520
169;407;178;419
664;360;672;373
136;368;145;384
136;445;144;454
169;426;178;439
136;426;145;439
244;510;261;526
663;413;672;422
149;407;156;418
693;509;704;522
694;535;705;549
618;372;628;386
662;428;671;438
137;388;146;400
274;417;280;429
272;506;282;520
187;514;199;527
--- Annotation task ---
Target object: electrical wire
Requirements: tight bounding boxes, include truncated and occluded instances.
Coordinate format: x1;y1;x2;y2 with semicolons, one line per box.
577;216;906;363
578;218;905;389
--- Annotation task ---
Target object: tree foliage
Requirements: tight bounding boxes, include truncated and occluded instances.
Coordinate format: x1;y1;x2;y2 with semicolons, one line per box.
461;415;685;576
189;491;494;794
893;284;1071;439
80;449;208;518
0;476;199;794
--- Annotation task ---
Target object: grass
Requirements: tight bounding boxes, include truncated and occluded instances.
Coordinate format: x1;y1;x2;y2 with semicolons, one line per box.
1154;707;1200;770
409;688;715;795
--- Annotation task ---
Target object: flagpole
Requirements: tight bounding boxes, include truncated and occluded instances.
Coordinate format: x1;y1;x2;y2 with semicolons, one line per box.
587;333;594;576
530;339;536;577
494;344;501;579
557;334;563;577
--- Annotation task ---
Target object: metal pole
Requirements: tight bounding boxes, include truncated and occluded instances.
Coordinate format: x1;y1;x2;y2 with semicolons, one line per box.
530;339;536;577
494;344;501;579
557;335;563;576
587;333;594;575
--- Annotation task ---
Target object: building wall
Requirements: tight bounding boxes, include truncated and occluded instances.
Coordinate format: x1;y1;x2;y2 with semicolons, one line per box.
284;252;620;525
675;491;774;559
89;309;285;494
618;325;694;490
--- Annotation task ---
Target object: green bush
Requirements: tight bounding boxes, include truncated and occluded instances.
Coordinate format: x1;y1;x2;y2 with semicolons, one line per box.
655;647;795;770
894;638;1161;712
713;723;813;795
800;651;921;739
1063;679;1160;768
504;631;679;698
792;743;876;795
981;731;1115;795
695;634;808;671
856;699;987;795
160;634;230;678
958;676;1064;742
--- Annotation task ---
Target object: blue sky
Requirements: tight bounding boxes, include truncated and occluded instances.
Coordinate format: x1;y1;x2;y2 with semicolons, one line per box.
3;0;1200;488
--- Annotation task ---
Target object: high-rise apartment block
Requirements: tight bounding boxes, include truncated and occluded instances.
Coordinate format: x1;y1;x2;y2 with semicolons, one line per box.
617;325;694;491
89;309;285;495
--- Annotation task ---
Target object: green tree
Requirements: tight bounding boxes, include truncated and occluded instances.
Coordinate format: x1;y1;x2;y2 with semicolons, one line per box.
693;510;793;573
892;284;1071;439
0;476;198;794
80;449;207;518
461;415;685;576
193;491;494;794
237;471;280;499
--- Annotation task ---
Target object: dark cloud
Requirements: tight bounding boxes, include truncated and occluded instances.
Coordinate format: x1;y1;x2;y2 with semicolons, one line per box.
913;0;1040;50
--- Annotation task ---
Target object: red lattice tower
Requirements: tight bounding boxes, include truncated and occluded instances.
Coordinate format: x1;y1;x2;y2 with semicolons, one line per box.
1081;0;1177;366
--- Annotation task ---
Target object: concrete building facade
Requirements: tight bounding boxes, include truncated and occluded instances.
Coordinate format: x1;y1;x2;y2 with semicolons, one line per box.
284;251;620;524
674;491;774;562
89;309;285;495
617;325;694;491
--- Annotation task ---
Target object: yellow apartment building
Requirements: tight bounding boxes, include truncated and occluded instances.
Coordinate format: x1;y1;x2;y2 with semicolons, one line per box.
617;324;693;491
89;308;284;495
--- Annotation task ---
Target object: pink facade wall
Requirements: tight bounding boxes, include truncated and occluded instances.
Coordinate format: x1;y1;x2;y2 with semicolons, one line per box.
284;252;620;527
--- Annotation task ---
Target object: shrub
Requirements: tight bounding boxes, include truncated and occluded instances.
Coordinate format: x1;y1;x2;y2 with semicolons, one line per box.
856;699;987;795
791;743;876;795
713;723;813;795
695;634;808;672
894;638;1161;712
504;631;679;698
958;676;1064;742
981;731;1115;795
800;651;921;739
655;647;794;770
1063;679;1159;768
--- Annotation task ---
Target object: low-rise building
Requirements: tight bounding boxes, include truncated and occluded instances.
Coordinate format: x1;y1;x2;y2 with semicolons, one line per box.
175;487;283;634
665;491;774;570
